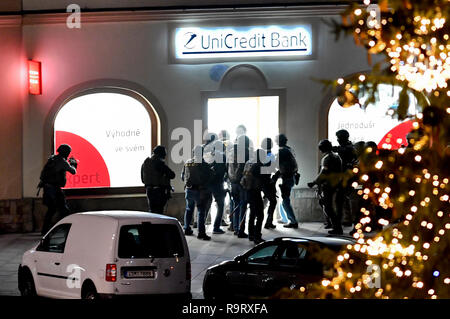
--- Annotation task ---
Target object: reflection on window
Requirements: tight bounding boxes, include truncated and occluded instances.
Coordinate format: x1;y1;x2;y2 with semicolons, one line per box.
247;245;278;265
39;224;71;253
54;92;152;189
118;224;184;259
278;244;307;267
328;84;418;150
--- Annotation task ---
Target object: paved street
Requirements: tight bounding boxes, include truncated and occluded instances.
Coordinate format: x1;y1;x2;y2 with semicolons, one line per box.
0;221;349;298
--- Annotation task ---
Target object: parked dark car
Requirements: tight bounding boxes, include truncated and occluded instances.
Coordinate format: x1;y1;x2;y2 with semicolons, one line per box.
202;236;354;299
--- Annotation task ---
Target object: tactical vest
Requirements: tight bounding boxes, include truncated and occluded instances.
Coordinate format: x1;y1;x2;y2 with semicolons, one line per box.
40;155;67;188
141;157;170;187
240;162;263;191
184;160;211;188
278;146;298;177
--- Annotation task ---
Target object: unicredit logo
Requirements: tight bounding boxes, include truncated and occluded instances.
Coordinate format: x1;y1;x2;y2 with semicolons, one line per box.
184;32;197;49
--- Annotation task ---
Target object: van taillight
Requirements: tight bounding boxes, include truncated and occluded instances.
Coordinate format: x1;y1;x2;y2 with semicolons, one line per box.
106;264;117;282
186;261;191;280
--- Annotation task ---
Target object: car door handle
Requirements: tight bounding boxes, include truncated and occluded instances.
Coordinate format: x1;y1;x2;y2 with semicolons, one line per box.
54;262;60;266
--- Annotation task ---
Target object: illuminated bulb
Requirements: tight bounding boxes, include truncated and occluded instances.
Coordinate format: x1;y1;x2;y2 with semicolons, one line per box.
362;174;369;181
375;161;383;169
409;190;415;196
417;282;424;288
354;8;362;15
437;211;443;217
444;278;450;284
423;243;430;249
405;270;411;276
413;235;419;241
322;280;330;287
415;155;422;162
337;78;344;85
410;206;418;212
428;289;435;295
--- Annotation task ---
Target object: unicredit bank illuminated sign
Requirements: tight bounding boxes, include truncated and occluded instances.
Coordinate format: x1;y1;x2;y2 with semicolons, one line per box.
174;25;313;60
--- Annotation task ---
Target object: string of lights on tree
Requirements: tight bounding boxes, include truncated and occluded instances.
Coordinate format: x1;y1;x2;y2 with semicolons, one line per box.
277;0;449;299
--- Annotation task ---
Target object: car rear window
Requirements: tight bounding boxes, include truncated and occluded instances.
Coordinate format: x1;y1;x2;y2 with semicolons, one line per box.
118;223;184;259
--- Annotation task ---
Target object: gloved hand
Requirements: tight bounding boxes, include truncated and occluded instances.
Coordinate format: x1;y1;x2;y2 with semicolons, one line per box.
69;157;78;169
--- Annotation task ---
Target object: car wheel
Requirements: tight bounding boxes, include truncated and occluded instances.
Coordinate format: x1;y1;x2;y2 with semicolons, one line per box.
203;276;226;300
19;270;37;297
82;282;98;300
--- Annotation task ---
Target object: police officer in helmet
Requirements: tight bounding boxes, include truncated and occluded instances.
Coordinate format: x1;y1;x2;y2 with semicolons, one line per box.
141;145;175;214
272;134;300;228
334;129;357;227
182;145;214;240
39;144;77;235
308;139;343;235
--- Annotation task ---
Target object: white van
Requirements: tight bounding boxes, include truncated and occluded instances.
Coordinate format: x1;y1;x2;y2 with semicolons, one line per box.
18;211;191;299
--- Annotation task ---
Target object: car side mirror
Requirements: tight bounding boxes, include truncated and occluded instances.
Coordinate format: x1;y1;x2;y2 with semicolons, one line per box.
234;255;245;263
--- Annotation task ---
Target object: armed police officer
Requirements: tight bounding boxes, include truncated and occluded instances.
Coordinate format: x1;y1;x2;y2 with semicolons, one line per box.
308;139;343;235
141;145;176;214
228;135;252;238
333;129;357;227
260;138;277;229
182;145;214;240
39;144;77;235
206;140;228;235
272;134;300;228
241;149;267;244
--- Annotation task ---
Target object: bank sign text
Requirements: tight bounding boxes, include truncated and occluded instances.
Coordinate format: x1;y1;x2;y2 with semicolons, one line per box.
175;25;312;59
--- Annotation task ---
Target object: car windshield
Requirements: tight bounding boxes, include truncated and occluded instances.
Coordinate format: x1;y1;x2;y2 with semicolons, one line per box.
118;223;184;259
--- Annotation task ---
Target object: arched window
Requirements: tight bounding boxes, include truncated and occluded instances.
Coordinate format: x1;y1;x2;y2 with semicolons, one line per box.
328;84;419;150
54;91;158;189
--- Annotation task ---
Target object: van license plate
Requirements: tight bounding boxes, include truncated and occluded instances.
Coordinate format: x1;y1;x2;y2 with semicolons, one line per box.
124;270;154;278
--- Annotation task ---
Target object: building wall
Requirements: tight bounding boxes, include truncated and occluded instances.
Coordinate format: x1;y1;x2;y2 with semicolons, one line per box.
0;19;25;200
21;10;370;198
1;7;373;232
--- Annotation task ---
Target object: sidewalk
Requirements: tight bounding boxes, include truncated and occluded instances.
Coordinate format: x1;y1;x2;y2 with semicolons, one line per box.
0;221;349;298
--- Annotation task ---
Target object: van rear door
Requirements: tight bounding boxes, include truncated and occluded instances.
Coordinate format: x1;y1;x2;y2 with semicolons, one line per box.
114;221;189;295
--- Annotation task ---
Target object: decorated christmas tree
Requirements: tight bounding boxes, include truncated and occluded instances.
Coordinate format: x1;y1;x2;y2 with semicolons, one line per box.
278;0;449;299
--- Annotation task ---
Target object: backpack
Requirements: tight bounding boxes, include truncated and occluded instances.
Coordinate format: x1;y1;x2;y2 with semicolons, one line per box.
279;146;298;176
39;155;59;187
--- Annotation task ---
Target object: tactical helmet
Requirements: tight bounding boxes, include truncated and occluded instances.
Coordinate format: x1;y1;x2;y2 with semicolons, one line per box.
275;134;288;146
152;145;167;158
336;129;350;140
56;144;72;158
261;138;273;151
318;139;333;152
365;141;378;151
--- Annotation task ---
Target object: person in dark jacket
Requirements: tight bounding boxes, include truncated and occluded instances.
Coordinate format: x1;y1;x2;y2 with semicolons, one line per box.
260;138;277;229
272;134;300;228
308;139;343;235
40;144;77;235
228;135;251;238
141;145;175;214
206;140;228;235
182;145;214;240
241;149;267;244
333;129;357;227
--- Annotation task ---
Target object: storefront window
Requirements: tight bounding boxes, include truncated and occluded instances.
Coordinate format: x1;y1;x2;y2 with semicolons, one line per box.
54;92;152;189
207;96;279;148
328;84;418;150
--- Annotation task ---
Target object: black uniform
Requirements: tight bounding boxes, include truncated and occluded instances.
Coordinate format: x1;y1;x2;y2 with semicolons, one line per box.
313;151;343;232
40;154;77;235
141;155;175;214
334;141;357;225
241;160;265;243
182;158;214;238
